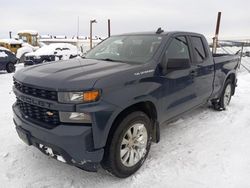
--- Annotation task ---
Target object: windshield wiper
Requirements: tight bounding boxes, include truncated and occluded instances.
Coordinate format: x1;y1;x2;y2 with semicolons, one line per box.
99;58;128;63
99;58;118;62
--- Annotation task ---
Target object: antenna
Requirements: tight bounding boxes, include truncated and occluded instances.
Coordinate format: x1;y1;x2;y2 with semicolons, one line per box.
156;27;164;34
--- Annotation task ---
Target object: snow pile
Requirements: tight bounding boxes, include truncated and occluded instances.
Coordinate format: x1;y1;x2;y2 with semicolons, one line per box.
17;30;38;35
0;51;7;58
39;38;102;53
16;47;34;59
22;43;39;51
25;43;78;57
0;60;250;187
0;39;22;44
0;47;11;52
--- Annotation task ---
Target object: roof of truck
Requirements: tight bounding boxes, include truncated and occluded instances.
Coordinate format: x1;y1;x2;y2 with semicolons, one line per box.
116;31;203;36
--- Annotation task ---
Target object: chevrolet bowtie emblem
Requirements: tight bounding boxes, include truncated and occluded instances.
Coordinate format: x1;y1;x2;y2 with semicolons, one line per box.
46;111;54;116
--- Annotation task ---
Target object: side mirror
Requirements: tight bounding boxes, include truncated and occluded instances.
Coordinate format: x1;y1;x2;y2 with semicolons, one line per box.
167;59;190;70
160;54;190;75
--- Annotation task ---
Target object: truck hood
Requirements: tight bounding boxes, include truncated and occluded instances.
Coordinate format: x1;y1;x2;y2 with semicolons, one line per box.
14;58;139;91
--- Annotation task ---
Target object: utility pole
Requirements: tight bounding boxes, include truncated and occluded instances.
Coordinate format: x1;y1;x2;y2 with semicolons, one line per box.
9;31;12;39
212;12;222;54
90;19;97;49
108;19;111;37
239;42;244;69
77;16;79;38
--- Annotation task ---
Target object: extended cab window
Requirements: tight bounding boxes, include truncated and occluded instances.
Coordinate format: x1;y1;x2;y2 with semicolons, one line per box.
165;36;190;60
191;36;206;63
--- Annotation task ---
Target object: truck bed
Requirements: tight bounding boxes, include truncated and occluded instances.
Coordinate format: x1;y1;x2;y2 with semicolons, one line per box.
213;53;240;64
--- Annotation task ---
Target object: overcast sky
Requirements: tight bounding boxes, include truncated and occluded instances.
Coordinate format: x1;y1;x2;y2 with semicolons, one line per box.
1;0;250;39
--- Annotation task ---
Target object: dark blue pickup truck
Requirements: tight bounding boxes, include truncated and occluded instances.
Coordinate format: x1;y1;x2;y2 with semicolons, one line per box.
13;30;239;178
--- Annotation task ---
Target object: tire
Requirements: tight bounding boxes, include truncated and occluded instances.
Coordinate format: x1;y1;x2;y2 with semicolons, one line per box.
213;79;233;110
6;62;16;73
101;111;152;178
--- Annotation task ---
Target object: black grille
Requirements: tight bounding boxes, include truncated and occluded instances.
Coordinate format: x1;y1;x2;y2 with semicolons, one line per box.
16;99;60;128
14;80;58;101
25;56;34;61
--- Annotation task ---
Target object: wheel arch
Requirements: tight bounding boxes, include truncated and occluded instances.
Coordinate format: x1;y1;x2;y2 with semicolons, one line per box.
218;71;237;98
226;72;236;95
105;101;159;148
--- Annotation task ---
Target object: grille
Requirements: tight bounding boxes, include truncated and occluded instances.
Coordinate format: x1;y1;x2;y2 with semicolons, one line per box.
16;99;60;128
14;80;57;101
25;56;34;61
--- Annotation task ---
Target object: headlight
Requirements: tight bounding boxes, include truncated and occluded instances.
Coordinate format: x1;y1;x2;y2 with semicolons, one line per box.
59;112;91;123
58;90;100;103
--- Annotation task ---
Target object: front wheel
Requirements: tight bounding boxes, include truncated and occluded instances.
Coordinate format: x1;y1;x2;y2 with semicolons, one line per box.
102;111;152;178
213;79;233;110
6;62;16;73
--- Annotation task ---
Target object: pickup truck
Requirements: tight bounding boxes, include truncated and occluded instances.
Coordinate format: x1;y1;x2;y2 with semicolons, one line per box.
12;30;240;178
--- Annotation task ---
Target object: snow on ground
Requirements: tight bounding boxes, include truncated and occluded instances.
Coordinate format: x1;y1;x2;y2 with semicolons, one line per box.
0;61;250;188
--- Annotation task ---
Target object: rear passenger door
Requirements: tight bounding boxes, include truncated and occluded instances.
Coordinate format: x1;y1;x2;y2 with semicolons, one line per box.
189;35;214;104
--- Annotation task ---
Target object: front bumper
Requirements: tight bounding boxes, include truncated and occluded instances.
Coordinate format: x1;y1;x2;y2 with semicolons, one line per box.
13;105;104;172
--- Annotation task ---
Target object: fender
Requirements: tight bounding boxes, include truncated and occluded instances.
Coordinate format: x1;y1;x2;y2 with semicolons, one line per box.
215;69;237;99
92;97;160;149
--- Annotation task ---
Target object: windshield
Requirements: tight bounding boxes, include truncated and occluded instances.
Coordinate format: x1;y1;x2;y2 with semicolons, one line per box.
85;35;162;64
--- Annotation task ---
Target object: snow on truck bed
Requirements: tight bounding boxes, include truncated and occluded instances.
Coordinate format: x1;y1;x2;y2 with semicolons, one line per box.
0;60;250;188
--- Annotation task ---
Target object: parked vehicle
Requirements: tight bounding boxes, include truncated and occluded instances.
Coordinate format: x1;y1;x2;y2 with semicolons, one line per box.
0;31;39;63
0;47;17;73
13;30;240;178
24;43;78;66
17;30;39;47
0;39;22;54
245;51;250;57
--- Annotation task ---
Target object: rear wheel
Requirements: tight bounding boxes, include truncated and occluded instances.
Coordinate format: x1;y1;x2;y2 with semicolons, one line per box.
213;79;233;110
102;111;152;178
6;62;15;73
